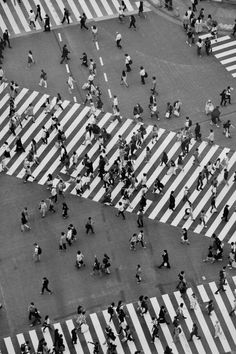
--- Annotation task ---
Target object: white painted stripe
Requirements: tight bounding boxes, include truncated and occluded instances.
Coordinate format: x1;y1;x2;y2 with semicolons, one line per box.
99;57;103;66
174;290;206;353
20;0;41;30
16;333;26;347
126;303;152;354
90;313;107;353
212;40;236;52
73;96;77;102
127;131;176;212
150;297;178;353
149;139;197;220
29;330;39;352
90;0;103;17
162;294;193;353
0;88;27;126
162;141;208;224
104;73;108;82
80;322;94;354
1;2;21;34
0;11;8;33
197;284;230;352
102;310;125;353
14;1;31;32
5;94;50;172
78;0;93;19
95;41;99;50
111;0;120;11
186;288;219;354
232;72;236;77
31;0;46;20
215;48;236;59
58;33;62;41
172;145;226;228
41;326;54;351
209;282;236;346
67;0;81;21
44;0;61;25
4;337;16;354
211;35;231;43
205;190;236;237
0;82;8;95
0;93;10;112
65;64;70;73
228;230;236;244
56;0;69;15
233;276;236;287
66;319;85;353
224;282;236;316
99;0;113;15
24;102;80;181
53;323;70;353
108;89;112;98
221;56;236;65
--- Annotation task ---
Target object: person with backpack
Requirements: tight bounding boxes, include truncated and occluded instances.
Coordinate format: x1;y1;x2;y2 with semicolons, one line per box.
33;243;42;262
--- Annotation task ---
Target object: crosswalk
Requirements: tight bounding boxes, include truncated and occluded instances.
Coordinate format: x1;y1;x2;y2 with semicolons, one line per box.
199;33;236;78
0;0;147;37
1;276;236;354
0;83;236;243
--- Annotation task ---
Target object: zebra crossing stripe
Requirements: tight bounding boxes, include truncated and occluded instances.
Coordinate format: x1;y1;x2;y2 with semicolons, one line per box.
228;231;236;244
140;306;165;352
41;327;54;351
123;0;134;11
126;303;152;354
186;288;219;354
0;11;7;33
226;63;236;72
31;0;46;21
44;0;61;25
1;1;21;34
90;0;103;17
215;48;236;59
212;40;236;52
65;319;85;354
162;294;193;354
98;0;113;16
14;0;31;32
16;333;27;349
53;323;70;353
4;337;16;354
21;0;41;30
0;82;8;95
209;282;236;346
67;0;81;21
111;0;121;12
78;0;93;19
0;93;10;116
29;329;39;352
102;310;125;354
90;313;107;353
174;290;206;353
149;297;178;353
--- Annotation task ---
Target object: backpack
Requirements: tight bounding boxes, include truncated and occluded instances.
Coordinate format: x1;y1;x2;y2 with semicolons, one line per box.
38;246;42;255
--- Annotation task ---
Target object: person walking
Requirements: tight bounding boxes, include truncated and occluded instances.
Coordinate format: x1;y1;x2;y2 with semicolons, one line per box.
169;191;175;211
35;4;42;22
176;303;187;320
206;299;214;315
120;70;128;87
27;50;35;68
28;302;37;321
116;201;126;219
215;272;226;294
39;69;47;88
60;44;70;64
129;15;136;29
115;32;122;49
221;205;229;222
44;14;51;32
42;315;52;332
3;30;11;48
158;250;171;269
214;320;222;338
39;200;47;218
62;202;69;219
196;172;203;191
59;232;67;251
80;13;88;30
138;0;145;18
192;148;200;166
67;74;76;94
140;66;147;84
135;264;142;284
85;217;95;234
181;228;190;245
160;151;168;166
28;9;36;29
41;277;52;295
125;53;132;72
137;209;144;227
61;7;70;24
91;25;98;41
107;302;115;322
21;207;31;231
199;210;207;228
33;243;42;262
188;323;201;341
210;193;217;213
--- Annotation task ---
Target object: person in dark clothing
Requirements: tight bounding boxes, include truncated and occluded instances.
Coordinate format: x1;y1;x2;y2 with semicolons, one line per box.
60;44;70;64
164;346;173;354
196;172;203;191
137;209;144;227
169;191;175;211
3;30;11;48
195;122;201;141
152;178;164;194
44;14;51;31
61;7;70;24
211;106;221;127
80;52;88;67
85;217;94;234
129;15;136;29
138;0;145;17
205;37;212;55
41;277;52;295
158;250;171;269
221;204;229;222
71;328;77;344
35;4;42;21
62;202;69;219
188;323;201;341
160;151;168;166
54;328;60;347
15;136;25;153
80;13;88;30
231;19;236;37
220;89;227;106
158;305;170;324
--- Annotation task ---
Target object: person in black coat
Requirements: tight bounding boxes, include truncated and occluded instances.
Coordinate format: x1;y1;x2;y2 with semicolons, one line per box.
221;205;229;222
15;136;25;153
158;250;171;269
169;191;175;211
44;14;51;32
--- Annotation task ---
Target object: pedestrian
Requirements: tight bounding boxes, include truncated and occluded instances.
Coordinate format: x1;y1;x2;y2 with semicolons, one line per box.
181;228;190;245
107;302;115;322
199;210;207;228
80;52;88;67
220;89;227;106
44;14;51;32
115;32;122;48
88;341;99;353
30;307;41;326
214;320;222;338
169;191;175;211
120;70;128;87
125;53;132;72
158;250;171;269
223;169;229;186
24;103;35;121
28;9;36;29
137;209;144;227
152;177;164;194
192;148;200;166
67;74;76;94
61;7;70;24
158;305;169;324
140;66;147;84
151;76;157;95
23;161;35;183
206;299;214;315
221;204;229;222
35;4;42;22
39;69;47;88
205;37;212;55
188;323;201;341
173;325;181;343
91;25;98;41
215;274;226;294
85;217;95;234
160;151;168;166
59;232;67;250
176;303;187;320
62;202;69;219
28;302;37;321
27;50;35;68
136;264;142;284
196;38;203;57
138;0;145;18
183;186;190;203
137;230;146;248
3;30;11;48
60;44;70;64
129;15;136;29
116;201;125;219
225;86;233;104
189;293;198;310
42;315;52;332
33;243;42;262
210;193;217;213
80;13;88;30
21;207;31;231
41;277;52;295
229;290;236;316
231;19;236;36
196;172;203;191
39;200;47;218
71;327;77;344
151;323;159;343
118;6;125;22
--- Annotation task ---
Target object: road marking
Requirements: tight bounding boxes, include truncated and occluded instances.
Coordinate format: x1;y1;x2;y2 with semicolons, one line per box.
65;64;70;73
95;41;99;50
104;72;108;82
73;96;77;102
99;57;103;66
108;88;112;98
58;32;62;41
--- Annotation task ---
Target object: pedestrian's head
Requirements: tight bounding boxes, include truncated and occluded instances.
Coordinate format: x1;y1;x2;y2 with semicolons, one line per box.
88;217;91;220
140;66;143;70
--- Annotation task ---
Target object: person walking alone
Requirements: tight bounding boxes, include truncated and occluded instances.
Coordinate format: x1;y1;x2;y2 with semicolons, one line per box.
41;277;52;295
61;7;70;24
129;15;136;29
85;217;95;234
158;250;171;269
60;44;70;64
120;70;128;87
27;50;35;68
169;191;175;211
140;66;147;84
28;10;36;29
39;69;47;88
188;323;201;341
35;4;42;22
115;32;122;49
44;14;51;32
21;207;31;231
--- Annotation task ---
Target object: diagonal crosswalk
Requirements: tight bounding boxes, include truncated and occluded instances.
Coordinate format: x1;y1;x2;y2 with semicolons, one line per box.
0;0;150;37
1;277;236;354
0;84;236;243
199;34;236;78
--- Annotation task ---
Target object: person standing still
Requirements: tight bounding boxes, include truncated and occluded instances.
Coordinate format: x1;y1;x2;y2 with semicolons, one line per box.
41;277;52;295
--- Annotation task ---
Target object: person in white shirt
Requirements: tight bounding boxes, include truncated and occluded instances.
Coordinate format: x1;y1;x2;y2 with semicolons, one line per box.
29;10;36;29
67;74;76;93
91;25;98;41
140;66;146;84
206;129;214;144
115;32;122;49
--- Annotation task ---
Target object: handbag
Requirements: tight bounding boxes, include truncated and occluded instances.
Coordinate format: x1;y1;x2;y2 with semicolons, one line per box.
165;111;170;118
